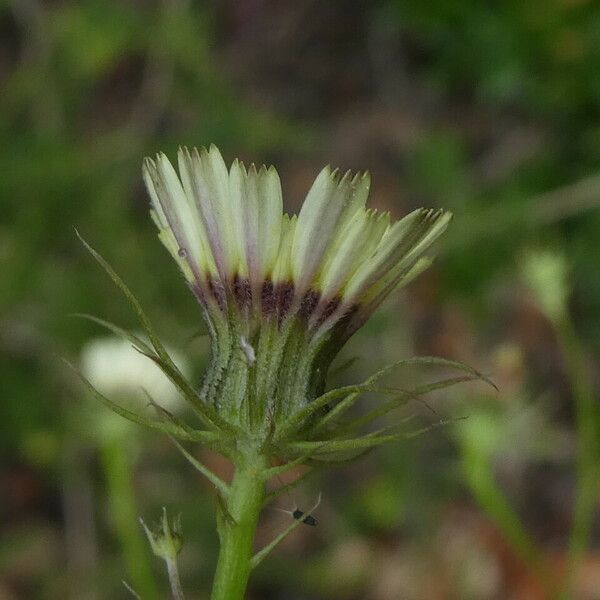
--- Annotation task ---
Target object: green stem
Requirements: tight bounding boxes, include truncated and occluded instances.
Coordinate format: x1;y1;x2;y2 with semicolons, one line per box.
462;449;557;598
556;316;599;598
210;451;267;600
101;438;159;600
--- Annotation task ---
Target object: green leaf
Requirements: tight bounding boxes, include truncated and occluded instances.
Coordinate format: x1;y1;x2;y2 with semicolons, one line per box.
70;313;154;355
140;388;226;449
287;433;401;454
76;231;168;362
275;383;405;441
63;358;217;443
287;416;465;455
261;443;328;480
403;415;468;439
169;436;229;496
314;356;495;437
307;447;374;464
337;375;477;434
278;355;495;441
138;349;243;437
304;356;498;434
263;468;318;505
75;232;233;434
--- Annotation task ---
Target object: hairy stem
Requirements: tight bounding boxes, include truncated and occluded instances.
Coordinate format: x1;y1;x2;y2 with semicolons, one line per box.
210;451;267;600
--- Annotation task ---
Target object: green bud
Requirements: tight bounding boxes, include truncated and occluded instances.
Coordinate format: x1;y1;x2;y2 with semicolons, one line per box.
141;508;183;560
521;249;569;323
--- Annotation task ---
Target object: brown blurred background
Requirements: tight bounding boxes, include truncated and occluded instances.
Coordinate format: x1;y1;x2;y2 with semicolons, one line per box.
2;0;600;598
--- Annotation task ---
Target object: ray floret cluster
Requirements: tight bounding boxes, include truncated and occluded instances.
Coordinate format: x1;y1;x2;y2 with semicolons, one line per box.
142;145;452;437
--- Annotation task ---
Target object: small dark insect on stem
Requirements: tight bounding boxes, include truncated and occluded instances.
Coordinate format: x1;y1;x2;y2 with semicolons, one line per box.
291;508;318;527
272;491;321;527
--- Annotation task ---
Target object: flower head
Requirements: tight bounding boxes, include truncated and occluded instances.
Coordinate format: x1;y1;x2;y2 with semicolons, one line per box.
142;145;452;440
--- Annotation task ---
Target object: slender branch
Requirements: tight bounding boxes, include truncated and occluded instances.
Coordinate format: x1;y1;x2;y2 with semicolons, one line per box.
275;383;402;441
251;494;321;570
336;376;475;435
122;580;141;599
462;446;556;597
75;232;234;434
70;313;153;355
285;425;402;454
166;557;185;600
262;445;327;480
304;357;494;439
170;437;229;497
263;468;317;506
557;316;600;597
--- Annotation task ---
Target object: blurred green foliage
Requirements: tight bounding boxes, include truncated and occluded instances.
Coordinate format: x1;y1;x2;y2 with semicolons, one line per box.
2;1;600;598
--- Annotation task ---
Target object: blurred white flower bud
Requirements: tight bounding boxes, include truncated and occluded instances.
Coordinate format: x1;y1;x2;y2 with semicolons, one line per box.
80;335;190;438
521;249;569;323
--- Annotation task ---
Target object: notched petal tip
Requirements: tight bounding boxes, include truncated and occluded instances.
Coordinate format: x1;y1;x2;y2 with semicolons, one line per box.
178;145;192;159
142;156;156;170
234;159;247;175
207;144;228;169
352;169;371;189
339;169;353;185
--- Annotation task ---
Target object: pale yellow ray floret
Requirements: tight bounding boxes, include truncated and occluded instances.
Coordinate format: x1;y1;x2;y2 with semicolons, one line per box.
271;214;297;286
291;167;370;295
177;145;236;280
317;207;390;300
229;160;283;288
344;208;451;304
